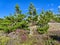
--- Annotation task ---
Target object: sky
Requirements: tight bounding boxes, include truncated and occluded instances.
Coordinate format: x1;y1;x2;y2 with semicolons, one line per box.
0;0;60;18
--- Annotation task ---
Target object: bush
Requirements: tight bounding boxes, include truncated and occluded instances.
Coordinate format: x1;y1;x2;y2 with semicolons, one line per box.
37;24;49;34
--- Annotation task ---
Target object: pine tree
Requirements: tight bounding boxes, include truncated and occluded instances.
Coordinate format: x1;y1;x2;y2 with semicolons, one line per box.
0;4;28;33
37;9;49;34
28;3;38;26
27;3;38;35
15;4;22;15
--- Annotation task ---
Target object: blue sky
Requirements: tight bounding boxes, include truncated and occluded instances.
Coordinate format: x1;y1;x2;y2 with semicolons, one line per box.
0;0;60;18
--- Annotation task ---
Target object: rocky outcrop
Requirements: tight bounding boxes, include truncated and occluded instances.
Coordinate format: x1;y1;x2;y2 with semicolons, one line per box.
48;23;60;31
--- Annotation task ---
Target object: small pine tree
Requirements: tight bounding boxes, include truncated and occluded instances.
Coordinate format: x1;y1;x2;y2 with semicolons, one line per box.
15;4;21;15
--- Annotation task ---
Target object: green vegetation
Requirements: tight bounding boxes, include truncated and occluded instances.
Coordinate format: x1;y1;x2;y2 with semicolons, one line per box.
0;3;60;34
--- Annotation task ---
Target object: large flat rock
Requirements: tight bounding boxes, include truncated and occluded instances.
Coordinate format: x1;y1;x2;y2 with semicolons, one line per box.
48;23;60;31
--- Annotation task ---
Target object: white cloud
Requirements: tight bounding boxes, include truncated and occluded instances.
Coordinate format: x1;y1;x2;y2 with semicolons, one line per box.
48;3;54;7
36;8;40;10
49;8;54;11
58;6;60;8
